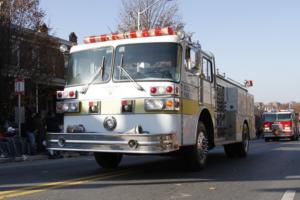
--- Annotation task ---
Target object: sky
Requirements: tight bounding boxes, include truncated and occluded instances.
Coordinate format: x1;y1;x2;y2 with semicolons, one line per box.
39;0;300;103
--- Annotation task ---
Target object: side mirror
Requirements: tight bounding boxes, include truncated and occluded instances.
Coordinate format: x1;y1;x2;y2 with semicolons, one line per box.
186;51;201;75
60;44;70;54
60;44;70;80
187;53;202;76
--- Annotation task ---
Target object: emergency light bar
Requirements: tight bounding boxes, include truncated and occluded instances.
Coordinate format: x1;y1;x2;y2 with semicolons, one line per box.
84;27;175;44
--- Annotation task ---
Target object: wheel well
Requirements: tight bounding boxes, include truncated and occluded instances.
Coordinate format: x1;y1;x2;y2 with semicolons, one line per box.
199;109;214;149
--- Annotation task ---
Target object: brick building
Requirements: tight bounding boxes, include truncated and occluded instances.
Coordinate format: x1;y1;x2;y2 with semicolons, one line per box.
0;24;72;127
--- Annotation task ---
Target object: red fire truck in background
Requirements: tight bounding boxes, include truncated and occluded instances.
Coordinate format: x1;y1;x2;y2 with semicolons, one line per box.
263;110;299;142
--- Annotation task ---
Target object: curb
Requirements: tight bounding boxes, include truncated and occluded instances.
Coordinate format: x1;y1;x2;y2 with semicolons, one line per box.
0;152;87;164
0;154;48;164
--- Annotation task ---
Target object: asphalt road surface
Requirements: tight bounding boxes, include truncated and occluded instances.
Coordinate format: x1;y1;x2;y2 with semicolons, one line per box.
0;139;300;200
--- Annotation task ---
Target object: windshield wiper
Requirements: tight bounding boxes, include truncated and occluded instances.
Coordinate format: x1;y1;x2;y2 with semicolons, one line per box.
81;56;105;94
119;54;145;91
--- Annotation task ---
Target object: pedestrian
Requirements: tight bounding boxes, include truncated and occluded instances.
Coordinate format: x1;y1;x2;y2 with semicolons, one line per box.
0;130;8;158
0;125;18;158
25;112;37;155
34;113;46;152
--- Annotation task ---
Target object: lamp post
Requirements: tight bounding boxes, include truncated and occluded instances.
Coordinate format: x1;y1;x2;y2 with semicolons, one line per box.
137;0;172;31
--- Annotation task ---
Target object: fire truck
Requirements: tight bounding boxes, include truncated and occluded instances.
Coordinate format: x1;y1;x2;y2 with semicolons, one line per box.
47;27;255;169
263;110;299;142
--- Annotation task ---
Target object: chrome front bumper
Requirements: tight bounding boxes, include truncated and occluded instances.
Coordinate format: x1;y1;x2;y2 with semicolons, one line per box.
264;132;293;138
47;132;179;154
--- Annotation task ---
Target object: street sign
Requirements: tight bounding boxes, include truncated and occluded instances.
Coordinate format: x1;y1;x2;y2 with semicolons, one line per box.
15;77;25;95
14;77;25;137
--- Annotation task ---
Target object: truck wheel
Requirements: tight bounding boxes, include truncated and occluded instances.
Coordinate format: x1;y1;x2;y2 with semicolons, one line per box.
94;152;123;169
224;123;249;158
236;123;250;157
185;122;209;170
291;134;297;141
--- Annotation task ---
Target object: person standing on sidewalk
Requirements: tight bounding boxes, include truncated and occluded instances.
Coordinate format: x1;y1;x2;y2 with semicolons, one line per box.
34;113;46;153
25;112;37;155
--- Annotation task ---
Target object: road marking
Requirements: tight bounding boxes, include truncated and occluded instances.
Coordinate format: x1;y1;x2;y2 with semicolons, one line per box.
281;190;296;200
0;169;128;195
170;193;192;199
0;169;130;199
273;147;300;151
285;175;300;179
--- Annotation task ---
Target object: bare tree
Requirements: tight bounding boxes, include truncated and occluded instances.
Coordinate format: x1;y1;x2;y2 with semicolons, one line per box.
0;0;45;76
117;0;184;32
0;0;64;123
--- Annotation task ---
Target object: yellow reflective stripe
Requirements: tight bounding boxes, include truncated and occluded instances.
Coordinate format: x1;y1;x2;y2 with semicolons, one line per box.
81;101;90;114
101;100;121;114
65;98;201;115
134;99;145;113
181;98;200;115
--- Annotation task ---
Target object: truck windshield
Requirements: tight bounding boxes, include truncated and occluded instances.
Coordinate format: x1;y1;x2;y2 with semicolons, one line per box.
263;114;276;122
277;114;292;121
67;47;113;85
113;43;181;82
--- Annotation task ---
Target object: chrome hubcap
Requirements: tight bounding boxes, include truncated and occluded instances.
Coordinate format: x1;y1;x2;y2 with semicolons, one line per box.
197;131;208;163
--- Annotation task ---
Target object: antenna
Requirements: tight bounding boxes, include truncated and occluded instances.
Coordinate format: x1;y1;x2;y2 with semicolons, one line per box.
107;25;113;34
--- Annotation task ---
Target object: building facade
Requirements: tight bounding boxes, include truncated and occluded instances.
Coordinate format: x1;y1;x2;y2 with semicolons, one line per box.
0;25;72;128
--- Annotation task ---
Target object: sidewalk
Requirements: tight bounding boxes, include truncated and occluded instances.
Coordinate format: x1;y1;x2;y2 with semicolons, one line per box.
0;152;85;164
0;154;48;163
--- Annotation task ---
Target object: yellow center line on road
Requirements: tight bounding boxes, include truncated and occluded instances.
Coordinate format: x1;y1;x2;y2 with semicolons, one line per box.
0;169;131;200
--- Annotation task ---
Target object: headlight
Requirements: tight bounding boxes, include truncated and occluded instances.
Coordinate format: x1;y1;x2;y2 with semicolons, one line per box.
62;103;69;112
145;99;165;110
61;102;80;113
70;103;78;111
145;98;180;111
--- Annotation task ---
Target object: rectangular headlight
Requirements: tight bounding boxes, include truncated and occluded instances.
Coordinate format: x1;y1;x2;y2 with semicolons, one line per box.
145;99;165;111
62;102;80;113
145;98;180;111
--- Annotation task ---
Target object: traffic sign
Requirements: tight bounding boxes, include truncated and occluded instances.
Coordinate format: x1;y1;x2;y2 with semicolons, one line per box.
15;77;25;95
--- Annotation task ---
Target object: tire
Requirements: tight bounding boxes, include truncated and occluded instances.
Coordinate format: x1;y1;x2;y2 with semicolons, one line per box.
236;123;250;157
291;134;297;141
94;152;123;169
184;122;209;170
224;123;249;158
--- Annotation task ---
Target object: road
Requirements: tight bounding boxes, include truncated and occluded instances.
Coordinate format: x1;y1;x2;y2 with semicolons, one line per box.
0;139;299;200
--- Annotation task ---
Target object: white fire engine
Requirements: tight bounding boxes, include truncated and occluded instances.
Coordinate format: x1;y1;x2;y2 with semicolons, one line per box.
47;27;255;169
